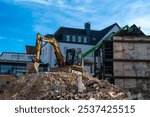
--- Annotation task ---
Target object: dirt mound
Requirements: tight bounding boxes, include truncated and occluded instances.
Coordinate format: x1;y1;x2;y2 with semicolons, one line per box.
0;72;127;100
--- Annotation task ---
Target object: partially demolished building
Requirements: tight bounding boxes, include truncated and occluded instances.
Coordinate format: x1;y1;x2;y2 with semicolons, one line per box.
99;25;150;88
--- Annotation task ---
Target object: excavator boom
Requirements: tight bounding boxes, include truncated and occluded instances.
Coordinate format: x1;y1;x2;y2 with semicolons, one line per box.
27;33;83;73
42;37;65;67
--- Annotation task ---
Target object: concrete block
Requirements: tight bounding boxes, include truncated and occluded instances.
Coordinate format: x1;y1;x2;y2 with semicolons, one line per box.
114;51;122;59
124;79;136;88
114;62;123;76
124;69;136;76
123;43;134;50
122;52;131;59
114;42;122;51
77;75;85;93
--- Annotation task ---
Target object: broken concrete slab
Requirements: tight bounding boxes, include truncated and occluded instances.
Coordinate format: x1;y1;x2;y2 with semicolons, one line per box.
0;71;127;100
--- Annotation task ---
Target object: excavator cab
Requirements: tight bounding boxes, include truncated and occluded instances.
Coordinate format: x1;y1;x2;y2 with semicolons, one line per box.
66;49;82;66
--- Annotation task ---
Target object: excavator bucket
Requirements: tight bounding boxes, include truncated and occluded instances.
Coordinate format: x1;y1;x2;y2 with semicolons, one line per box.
27;62;39;73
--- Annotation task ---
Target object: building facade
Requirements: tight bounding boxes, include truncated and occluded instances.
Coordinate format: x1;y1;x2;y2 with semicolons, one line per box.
0;52;34;62
0;46;48;76
113;25;150;88
41;23;120;73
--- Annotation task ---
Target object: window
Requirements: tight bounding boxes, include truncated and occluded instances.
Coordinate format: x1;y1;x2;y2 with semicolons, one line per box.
72;35;76;42
11;55;17;60
28;56;33;61
17;66;26;71
66;35;70;41
78;36;82;43
18;55;24;60
16;65;27;75
83;37;87;43
1;65;13;74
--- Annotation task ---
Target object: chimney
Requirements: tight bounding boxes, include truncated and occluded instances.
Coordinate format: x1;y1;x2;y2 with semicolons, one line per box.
85;22;90;35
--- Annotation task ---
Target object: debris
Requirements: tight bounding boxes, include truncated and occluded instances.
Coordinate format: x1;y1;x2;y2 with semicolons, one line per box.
108;92;125;99
0;71;127;100
128;80;150;99
77;75;85;93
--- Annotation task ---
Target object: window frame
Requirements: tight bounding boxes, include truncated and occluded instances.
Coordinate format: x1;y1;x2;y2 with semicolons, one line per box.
78;36;82;43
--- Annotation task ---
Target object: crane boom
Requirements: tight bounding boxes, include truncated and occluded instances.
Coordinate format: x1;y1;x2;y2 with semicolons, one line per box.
82;25;132;58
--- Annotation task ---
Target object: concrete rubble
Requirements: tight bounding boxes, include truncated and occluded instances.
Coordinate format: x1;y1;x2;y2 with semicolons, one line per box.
0;71;127;100
0;75;15;94
128;80;150;99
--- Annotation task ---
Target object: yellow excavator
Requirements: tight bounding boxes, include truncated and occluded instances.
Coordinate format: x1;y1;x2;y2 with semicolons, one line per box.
27;33;83;73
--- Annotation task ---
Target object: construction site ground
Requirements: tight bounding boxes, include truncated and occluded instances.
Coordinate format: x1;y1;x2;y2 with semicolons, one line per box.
0;71;129;100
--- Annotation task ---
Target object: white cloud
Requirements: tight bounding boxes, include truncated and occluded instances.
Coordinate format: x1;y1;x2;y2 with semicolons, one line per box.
57;0;67;8
18;39;24;42
122;1;150;34
128;16;150;34
13;0;50;5
22;0;96;34
91;0;150;34
9;0;95;13
76;6;94;13
3;0;150;35
75;0;93;4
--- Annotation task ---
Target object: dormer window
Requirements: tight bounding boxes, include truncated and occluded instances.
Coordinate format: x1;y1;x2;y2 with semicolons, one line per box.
78;36;82;43
83;37;87;43
66;35;70;41
72;35;76;42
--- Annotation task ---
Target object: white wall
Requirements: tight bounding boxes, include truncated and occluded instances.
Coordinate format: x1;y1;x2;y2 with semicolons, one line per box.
41;43;51;64
41;42;94;73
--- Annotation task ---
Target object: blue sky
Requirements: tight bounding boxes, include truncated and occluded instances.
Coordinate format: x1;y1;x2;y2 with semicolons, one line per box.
0;0;150;53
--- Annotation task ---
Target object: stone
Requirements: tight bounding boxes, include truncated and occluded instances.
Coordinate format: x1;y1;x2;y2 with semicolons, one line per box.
0;71;127;100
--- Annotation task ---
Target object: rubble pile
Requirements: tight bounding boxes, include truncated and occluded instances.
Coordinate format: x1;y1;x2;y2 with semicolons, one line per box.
0;72;127;100
128;80;150;99
0;75;15;94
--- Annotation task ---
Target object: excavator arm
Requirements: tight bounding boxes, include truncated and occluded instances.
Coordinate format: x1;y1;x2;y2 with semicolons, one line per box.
28;33;65;73
33;33;65;66
42;37;65;67
32;33;42;62
28;33;83;73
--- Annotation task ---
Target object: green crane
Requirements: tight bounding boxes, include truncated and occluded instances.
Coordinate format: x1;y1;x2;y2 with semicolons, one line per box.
82;25;133;58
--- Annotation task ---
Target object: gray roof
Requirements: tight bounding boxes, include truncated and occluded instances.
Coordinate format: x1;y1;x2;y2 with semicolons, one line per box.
54;23;120;44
